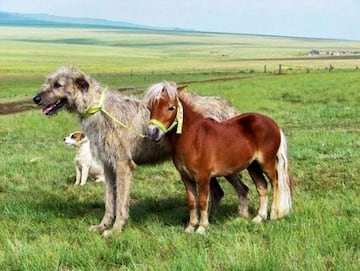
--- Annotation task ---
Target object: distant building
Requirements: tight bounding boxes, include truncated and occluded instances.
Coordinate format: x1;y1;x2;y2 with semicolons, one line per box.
309;49;351;56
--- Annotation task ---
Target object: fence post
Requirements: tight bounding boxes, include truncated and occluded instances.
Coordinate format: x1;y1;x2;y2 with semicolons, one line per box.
278;64;282;74
264;64;267;73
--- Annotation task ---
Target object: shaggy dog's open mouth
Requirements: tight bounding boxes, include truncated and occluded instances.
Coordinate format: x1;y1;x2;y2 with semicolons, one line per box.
42;98;67;115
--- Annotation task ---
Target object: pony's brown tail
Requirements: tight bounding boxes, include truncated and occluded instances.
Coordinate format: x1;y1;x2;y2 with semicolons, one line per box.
271;130;292;220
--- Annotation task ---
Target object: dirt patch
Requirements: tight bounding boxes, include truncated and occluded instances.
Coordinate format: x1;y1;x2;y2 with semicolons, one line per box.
0;99;38;115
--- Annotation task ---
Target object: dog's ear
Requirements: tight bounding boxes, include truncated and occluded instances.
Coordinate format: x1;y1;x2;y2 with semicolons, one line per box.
75;76;89;93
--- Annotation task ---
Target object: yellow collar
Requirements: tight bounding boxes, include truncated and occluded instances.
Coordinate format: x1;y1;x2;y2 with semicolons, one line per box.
80;91;146;138
80;91;105;118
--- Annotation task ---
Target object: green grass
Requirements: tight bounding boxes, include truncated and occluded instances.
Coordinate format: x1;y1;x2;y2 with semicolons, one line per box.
1;71;359;271
0;26;359;270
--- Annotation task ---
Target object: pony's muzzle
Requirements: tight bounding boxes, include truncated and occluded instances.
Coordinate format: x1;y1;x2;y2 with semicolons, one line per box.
147;125;164;142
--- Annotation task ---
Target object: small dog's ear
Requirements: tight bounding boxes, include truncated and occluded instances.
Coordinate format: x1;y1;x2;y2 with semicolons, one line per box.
75;76;89;93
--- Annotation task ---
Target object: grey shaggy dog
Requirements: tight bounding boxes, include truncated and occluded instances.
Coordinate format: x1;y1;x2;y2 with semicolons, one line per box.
33;67;248;236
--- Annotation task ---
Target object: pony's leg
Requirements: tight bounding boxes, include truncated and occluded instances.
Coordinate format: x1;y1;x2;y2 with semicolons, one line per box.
103;159;134;237
196;180;211;234
247;162;268;223
209;177;224;217
182;177;198;233
225;173;249;218
90;165;115;233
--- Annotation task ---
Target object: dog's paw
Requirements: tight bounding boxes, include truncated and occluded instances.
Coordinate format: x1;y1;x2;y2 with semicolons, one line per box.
252;215;264;224
102;227;123;237
89;225;106;234
102;230;114;238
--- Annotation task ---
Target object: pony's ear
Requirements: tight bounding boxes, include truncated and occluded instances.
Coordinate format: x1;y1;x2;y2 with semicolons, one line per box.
75;75;89;93
177;85;188;92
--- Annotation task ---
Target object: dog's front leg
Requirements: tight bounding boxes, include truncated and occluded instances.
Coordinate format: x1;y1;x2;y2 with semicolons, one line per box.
89;165;115;234
102;159;135;237
80;165;90;185
75;166;81;185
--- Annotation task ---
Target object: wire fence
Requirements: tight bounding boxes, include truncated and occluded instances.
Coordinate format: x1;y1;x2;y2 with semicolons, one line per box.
261;63;360;75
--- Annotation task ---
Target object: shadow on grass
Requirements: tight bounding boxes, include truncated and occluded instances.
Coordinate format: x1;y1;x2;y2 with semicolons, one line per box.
26;185;253;228
129;196;257;227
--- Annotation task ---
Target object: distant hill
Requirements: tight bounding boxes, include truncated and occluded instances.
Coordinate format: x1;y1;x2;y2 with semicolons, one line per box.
1;11;351;41
0;11;178;31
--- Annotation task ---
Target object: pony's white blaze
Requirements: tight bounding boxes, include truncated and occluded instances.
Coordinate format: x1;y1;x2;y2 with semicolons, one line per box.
271;130;292;219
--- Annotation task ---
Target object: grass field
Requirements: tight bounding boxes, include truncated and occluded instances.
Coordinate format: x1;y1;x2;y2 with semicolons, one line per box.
0;26;359;270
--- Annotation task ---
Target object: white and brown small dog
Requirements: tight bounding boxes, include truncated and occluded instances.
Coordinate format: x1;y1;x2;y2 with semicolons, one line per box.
64;131;104;185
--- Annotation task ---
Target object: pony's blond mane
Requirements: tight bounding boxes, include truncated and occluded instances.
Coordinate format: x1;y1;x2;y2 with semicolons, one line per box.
145;81;177;105
145;81;207;117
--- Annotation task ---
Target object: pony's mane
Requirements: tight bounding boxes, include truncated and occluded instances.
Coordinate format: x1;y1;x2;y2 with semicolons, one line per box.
179;92;208;117
145;81;207;117
145;81;177;105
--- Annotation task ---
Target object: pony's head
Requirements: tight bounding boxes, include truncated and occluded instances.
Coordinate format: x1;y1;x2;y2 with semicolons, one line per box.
145;81;186;142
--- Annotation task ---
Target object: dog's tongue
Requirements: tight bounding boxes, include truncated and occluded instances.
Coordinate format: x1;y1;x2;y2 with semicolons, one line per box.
42;104;55;115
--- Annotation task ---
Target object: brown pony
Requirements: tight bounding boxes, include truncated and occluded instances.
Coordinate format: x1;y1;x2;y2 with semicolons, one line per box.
146;82;292;234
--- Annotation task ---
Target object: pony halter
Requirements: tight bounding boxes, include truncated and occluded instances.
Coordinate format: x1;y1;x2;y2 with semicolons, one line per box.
149;98;183;134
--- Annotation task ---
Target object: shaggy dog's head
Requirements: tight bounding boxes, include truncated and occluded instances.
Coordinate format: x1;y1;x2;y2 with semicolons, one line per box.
33;67;99;116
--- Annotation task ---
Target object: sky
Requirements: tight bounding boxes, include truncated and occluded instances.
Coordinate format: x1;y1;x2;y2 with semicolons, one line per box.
1;0;360;41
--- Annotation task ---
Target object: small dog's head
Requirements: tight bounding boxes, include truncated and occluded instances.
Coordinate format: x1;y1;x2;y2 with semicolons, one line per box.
33;66;96;116
64;131;88;147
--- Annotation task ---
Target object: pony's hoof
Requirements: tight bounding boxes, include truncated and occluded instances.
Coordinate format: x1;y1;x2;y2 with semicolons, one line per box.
184;225;196;233
270;209;289;220
239;208;249;218
89;225;106;234
195;226;207;234
270;211;279;220
270;205;280;220
252;215;264;224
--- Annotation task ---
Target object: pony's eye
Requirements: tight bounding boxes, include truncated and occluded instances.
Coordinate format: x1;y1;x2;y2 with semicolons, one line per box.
54;82;62;88
168;105;176;112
